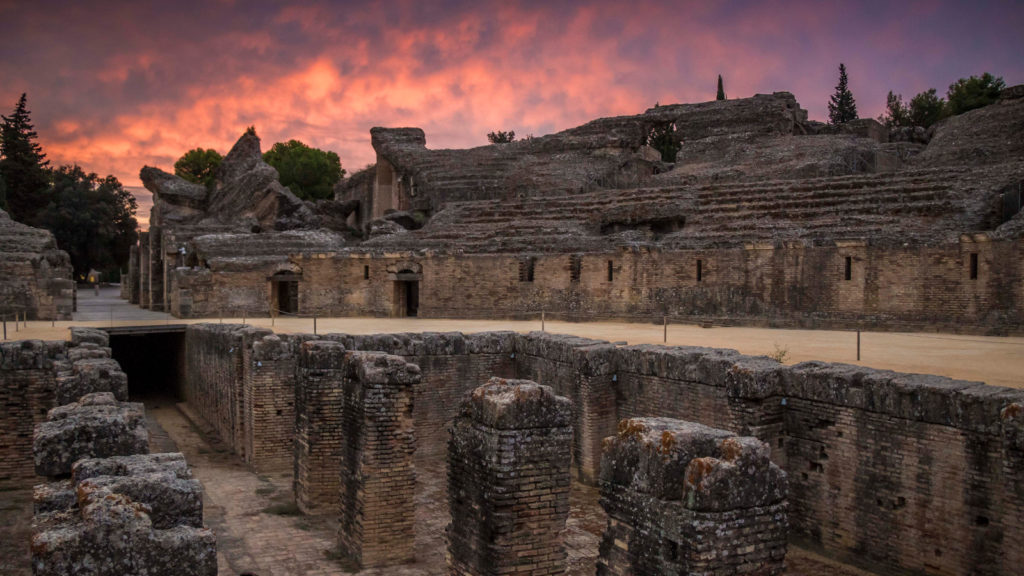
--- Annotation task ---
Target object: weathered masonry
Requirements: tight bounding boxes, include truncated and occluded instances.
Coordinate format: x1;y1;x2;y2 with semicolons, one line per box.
0;208;74;321
173;323;1024;576
133;89;1024;334
5;328;216;576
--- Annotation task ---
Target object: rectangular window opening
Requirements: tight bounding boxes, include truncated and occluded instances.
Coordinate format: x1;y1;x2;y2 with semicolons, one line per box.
519;257;536;282
607;260;614;282
696;259;703;282
970;253;978;280
844;256;852;281
363;265;370;280
570;255;582;283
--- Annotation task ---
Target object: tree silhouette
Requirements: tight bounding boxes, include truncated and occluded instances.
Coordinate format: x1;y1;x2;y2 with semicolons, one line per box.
0;94;50;223
827;63;858;125
716;75;726;100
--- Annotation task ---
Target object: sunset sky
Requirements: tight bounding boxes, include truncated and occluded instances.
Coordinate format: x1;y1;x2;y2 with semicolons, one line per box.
1;0;1022;226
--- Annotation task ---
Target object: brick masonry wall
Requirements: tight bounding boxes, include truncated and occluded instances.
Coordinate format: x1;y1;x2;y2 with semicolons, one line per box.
184;324;271;457
294;340;348;514
0;340;63;489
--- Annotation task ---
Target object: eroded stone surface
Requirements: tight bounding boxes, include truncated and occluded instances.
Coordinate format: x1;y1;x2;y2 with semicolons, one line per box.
33;392;148;477
597;417;788;575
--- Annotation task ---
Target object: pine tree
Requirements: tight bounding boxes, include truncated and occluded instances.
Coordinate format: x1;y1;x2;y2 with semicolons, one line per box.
716;75;726;100
0;94;50;223
827;63;858;125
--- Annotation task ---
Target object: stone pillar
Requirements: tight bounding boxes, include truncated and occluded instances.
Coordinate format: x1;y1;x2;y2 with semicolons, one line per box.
597;418;788;575
337;351;420;568
447;378;572;576
128;244;139;304
139;232;150;309
149;225;164;311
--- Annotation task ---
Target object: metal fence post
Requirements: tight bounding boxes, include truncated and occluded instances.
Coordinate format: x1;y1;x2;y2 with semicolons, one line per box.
663;316;667;343
857;330;861;361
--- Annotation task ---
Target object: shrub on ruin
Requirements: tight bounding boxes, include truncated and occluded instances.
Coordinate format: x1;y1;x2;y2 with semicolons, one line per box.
827;63;858;125
879;91;909;127
262;139;345;201
946;72;1005;115
646;122;681;162
174;148;223;188
908;88;947;128
487;130;516;144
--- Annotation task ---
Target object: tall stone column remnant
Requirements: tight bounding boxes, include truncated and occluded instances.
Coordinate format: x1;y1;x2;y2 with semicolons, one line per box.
597;417;789;575
447;378;573;576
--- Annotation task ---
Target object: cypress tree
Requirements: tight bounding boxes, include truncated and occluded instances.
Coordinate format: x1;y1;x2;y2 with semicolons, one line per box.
716;75;726;100
827;63;858;125
0;94;50;223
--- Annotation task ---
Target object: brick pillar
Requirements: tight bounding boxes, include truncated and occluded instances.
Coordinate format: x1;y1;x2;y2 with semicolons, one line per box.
337;351;420;568
572;344;618;484
597;418;788;575
1000;403;1024;576
295;341;347;513
447;378;572;576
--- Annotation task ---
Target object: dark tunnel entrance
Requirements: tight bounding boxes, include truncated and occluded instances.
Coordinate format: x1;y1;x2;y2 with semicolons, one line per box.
105;326;187;404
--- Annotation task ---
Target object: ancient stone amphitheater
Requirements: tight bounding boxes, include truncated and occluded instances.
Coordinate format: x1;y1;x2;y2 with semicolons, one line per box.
2;89;1023;575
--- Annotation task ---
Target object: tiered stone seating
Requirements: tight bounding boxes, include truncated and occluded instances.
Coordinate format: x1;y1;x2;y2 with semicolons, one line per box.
367;167;980;252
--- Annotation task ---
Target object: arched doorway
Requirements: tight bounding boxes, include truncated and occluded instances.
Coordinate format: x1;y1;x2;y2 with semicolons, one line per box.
269;271;301;315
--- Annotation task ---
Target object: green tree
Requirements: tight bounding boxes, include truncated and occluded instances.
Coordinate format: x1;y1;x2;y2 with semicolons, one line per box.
487;130;516;144
827;63;858;125
716;75;726;100
174;148;223;187
879;91;909;127
0;94;50;224
262;140;344;201
946;73;1005;115
37;165;138;278
646;122;681;162
908;88;947;128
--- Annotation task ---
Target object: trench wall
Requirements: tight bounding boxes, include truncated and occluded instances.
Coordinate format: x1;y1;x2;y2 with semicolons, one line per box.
165;238;1022;334
0;340;63;489
181;325;1024;575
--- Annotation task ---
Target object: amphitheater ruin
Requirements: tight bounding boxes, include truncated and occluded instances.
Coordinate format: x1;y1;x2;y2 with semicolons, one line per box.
1;87;1023;575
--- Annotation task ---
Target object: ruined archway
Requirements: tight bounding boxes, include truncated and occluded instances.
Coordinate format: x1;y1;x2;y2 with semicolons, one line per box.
387;261;422;317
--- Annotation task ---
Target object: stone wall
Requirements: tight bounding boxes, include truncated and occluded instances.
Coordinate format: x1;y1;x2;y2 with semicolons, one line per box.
447;379;573;575
167;236;1023;334
0;209;74;321
178;326;1024;575
597;418;788;575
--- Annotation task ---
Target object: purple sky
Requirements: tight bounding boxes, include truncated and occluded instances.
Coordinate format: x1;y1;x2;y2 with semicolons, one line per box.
1;0;1021;226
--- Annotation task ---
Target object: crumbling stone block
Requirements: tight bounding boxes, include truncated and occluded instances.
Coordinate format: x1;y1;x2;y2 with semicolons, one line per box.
31;480;216;576
597;417;788;575
337;351;420;568
447;378;573;576
54;358;129;406
33;392;148;477
69;327;109;348
66;342;111;363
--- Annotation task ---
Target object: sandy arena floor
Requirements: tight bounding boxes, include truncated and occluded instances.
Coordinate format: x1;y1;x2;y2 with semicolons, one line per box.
6;286;1022;388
